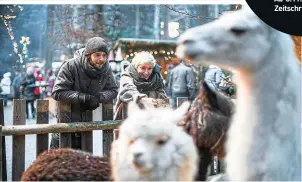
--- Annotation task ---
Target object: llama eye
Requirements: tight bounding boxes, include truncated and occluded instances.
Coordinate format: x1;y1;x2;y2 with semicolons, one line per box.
157;135;169;145
129;138;137;145
157;139;167;145
230;27;246;36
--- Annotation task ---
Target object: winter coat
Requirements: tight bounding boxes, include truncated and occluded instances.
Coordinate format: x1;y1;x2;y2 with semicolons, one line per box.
34;75;43;96
204;65;224;91
114;64;168;120
0;72;11;95
21;74;36;100
12;74;23;97
117;64;167;103
166;62;197;100
12;75;23;89
46;74;56;96
52;48;118;122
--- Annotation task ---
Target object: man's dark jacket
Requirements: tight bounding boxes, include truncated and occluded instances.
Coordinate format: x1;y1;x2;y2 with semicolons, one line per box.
52;48;118;122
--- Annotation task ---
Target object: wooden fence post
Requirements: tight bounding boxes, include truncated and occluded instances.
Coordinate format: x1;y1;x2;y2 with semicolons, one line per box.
12;99;26;181
102;101;114;157
36;100;49;156
0;99;6;181
81;110;93;153
58;102;72;148
176;97;188;108
0;125;2;181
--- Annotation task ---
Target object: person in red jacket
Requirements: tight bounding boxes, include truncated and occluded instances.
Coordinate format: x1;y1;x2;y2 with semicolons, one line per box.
34;69;43;99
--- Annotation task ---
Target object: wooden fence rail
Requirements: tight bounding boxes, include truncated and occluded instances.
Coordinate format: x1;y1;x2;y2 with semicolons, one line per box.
1;97;195;181
2;121;122;136
0;99;120;181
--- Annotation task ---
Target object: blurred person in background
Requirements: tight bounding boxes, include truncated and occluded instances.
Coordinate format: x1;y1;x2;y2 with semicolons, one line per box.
21;67;36;119
166;57;197;109
34;69;43;99
204;65;224;92
12;70;23;99
0;72;12;106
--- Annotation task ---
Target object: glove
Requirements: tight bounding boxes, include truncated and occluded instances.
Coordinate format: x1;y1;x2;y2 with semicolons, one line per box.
78;93;99;111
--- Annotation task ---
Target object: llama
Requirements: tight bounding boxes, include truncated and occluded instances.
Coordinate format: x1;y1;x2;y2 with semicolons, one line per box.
110;100;198;181
21;101;198;181
180;81;235;180
177;6;301;181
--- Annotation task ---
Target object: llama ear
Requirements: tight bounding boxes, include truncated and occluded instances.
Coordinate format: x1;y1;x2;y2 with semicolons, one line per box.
173;101;191;122
202;81;216;98
127;101;142;117
202;81;219;107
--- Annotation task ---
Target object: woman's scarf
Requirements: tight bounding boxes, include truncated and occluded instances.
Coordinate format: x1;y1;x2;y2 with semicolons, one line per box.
126;64;164;91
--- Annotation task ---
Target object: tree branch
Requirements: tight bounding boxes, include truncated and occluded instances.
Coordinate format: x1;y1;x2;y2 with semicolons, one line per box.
161;5;217;20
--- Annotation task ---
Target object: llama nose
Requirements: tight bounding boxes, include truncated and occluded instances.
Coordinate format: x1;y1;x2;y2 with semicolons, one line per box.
182;39;195;45
134;152;143;159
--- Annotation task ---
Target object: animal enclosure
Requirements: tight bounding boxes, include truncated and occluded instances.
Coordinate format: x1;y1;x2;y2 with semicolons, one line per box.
0;99;121;181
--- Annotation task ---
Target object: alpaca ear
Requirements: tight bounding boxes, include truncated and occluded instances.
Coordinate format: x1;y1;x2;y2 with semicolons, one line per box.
172;101;191;123
127;101;142;117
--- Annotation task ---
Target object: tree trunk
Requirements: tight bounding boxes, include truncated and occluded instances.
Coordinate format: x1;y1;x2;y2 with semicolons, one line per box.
154;5;159;39
135;5;140;38
45;5;55;71
93;5;105;37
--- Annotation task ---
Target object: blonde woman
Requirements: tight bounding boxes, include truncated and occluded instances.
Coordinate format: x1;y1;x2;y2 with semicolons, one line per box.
114;51;168;119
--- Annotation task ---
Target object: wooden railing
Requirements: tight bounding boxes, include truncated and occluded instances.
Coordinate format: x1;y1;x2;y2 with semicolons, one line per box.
0;99;121;181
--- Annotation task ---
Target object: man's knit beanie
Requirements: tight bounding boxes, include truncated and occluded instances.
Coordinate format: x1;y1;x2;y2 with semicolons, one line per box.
84;37;109;55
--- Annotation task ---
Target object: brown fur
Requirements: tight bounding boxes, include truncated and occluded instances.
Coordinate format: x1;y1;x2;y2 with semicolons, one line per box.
292;36;301;62
21;148;111;181
181;81;235;180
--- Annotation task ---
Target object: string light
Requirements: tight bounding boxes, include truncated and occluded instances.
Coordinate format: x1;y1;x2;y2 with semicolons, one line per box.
0;5;24;59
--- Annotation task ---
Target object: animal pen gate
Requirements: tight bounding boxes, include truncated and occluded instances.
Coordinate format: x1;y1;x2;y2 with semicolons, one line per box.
0;99;121;181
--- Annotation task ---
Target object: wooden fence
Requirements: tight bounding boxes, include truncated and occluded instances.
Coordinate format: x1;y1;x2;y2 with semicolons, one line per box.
0;97;220;181
0;99;121;181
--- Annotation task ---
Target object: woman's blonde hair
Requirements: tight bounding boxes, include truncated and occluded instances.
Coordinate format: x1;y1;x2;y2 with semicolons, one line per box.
131;51;156;68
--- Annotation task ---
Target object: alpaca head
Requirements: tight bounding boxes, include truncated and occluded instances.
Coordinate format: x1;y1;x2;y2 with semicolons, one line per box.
111;101;198;181
176;6;276;71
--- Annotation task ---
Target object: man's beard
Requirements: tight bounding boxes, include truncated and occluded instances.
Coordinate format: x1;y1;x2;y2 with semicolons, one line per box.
94;64;104;69
90;60;105;69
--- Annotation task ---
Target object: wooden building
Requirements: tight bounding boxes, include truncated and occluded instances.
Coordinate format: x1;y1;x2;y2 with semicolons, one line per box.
112;38;177;78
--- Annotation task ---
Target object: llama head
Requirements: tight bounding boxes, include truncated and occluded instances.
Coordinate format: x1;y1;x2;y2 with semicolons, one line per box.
111;101;198;181
176;6;276;71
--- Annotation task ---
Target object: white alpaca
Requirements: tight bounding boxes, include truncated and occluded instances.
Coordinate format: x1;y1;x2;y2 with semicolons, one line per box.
177;6;301;181
110;101;198;181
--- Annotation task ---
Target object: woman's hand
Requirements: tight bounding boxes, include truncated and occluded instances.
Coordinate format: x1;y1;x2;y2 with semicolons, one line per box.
139;97;155;108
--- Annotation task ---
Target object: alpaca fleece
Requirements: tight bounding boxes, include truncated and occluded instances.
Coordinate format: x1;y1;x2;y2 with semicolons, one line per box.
21;148;111;181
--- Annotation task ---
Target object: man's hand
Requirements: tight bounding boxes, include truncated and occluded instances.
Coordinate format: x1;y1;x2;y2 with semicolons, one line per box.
78;93;99;110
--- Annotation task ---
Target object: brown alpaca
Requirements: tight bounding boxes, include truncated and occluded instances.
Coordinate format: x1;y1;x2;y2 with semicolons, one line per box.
180;81;235;181
21;148;111;181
